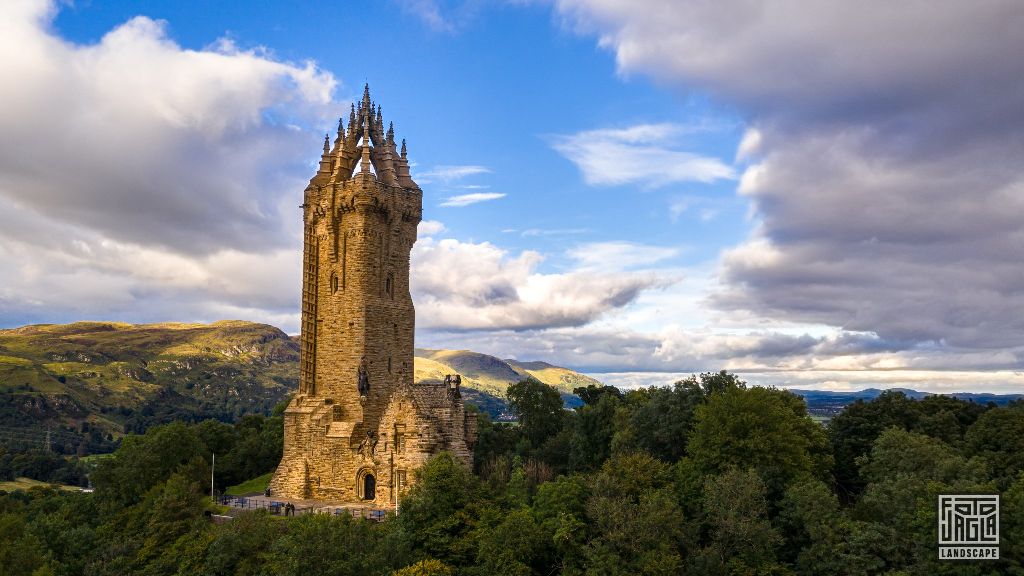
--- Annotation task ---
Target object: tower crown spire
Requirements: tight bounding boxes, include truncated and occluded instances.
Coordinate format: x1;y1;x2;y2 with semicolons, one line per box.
360;99;373;176
310;84;418;187
332;118;345;155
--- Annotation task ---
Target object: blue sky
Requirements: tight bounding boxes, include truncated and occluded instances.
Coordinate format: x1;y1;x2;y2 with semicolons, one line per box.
52;0;748;265
4;0;1024;392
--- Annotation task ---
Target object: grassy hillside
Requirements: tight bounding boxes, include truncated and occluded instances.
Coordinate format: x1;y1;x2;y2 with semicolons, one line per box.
415;349;526;396
0;321;600;451
415;349;600;396
505;359;603;393
0;321;298;453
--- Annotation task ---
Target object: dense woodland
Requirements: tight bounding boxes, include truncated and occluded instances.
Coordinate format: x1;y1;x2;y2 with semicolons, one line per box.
1;373;1023;575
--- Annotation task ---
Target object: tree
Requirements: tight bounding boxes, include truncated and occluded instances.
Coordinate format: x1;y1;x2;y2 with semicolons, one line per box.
472;409;521;476
581;453;689;576
915;394;988;445
533;474;590;574
688;386;832;497
91;422;207;508
858;427;982;487
573;385;622;407
854;428;994;575
779;479;890;576
0;510;51;576
392;559;454;576
828;391;921;495
475;507;552;576
264;513;402;576
692;370;746;397
1001;472;1024;574
134;472;208;575
693;468;783;575
195;510;279;576
612;380;705;462
506;378;566;448
397;452;483;567
965;406;1024;489
568;390;620;471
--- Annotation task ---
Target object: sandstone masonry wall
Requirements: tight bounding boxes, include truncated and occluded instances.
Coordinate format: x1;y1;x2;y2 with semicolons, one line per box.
270;86;475;507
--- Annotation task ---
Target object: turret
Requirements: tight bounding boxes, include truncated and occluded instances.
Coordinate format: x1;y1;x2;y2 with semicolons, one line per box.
317;133;332;177
359;99;373;177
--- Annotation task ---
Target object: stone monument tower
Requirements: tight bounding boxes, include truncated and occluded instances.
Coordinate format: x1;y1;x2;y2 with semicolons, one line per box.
270;85;475;506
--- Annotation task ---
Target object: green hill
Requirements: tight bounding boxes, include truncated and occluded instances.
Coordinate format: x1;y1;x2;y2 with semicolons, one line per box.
415;349;527;396
415;349;601;396
0;321;600;451
505;358;604;392
0;321;299;453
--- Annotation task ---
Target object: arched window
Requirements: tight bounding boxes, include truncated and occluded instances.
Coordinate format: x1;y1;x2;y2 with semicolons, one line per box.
330;272;339;294
385;273;394;299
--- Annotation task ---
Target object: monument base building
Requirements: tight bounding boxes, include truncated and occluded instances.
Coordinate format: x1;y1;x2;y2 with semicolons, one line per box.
270;86;475;507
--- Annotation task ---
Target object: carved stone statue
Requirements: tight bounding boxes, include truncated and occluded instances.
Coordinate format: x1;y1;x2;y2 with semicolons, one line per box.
358;431;378;457
357;359;370;397
446;374;461;398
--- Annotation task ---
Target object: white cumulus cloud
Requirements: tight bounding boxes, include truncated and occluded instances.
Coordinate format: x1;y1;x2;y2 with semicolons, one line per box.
411;238;670;330
0;0;340;331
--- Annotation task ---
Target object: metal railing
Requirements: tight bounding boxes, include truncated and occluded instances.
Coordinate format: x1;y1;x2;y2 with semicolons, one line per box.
217;495;388;521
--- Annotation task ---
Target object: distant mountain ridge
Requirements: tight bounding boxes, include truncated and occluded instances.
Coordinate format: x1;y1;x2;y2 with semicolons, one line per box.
11;321;1014;450
0;321;600;451
790;387;1024;419
790;387;1024;402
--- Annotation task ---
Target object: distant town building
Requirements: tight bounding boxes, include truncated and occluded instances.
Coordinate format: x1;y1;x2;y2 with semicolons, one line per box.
270;85;475;506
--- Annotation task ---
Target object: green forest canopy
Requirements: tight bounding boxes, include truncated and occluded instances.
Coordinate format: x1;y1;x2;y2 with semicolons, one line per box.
2;373;1023;576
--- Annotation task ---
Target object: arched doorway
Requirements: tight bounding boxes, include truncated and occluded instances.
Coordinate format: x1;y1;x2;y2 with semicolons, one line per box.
362;473;376;500
357;468;376;501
